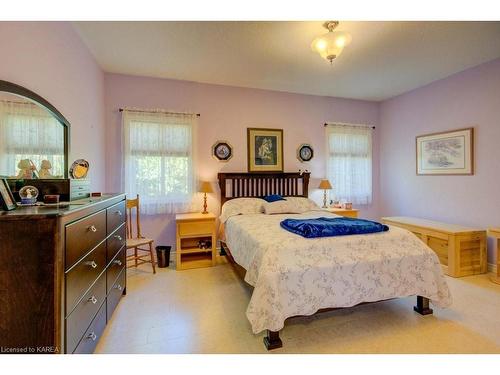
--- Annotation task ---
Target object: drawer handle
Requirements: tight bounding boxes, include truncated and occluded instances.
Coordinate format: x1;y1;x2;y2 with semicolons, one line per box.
88;225;97;233
85;260;98;269
113;259;123;266
115;210;122;216
114;284;123;291
114;235;123;241
88;295;98;304
86;332;97;341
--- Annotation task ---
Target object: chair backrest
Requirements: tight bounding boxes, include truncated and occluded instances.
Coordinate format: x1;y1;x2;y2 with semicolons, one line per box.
126;194;142;239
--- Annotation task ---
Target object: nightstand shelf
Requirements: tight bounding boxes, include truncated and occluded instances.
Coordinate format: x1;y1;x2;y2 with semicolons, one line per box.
175;212;216;270
328;208;359;218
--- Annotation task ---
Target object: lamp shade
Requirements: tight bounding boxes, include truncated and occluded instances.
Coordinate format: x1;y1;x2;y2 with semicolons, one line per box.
318;179;332;190
199;181;214;194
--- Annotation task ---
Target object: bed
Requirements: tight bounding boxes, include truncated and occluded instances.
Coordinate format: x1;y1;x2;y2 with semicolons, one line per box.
217;172;452;350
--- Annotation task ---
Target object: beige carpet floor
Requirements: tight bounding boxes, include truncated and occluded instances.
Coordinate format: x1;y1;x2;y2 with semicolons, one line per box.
95;257;500;354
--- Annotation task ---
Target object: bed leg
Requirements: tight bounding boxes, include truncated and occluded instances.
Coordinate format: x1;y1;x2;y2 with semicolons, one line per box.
263;330;282;350
413;295;433;315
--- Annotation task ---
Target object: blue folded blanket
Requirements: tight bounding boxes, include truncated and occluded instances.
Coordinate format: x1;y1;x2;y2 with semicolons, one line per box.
280;217;389;238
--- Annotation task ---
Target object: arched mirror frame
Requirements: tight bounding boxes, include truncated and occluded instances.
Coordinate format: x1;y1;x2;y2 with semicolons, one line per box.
0;80;70;179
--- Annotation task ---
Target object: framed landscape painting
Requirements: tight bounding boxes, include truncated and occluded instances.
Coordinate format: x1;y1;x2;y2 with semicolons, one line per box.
416;127;474;175
247;128;283;173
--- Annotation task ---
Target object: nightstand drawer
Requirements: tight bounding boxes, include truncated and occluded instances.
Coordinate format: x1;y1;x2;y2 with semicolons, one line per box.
178;221;214;237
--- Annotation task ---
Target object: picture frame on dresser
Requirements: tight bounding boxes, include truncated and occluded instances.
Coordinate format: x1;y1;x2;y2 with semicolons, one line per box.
0;178;17;210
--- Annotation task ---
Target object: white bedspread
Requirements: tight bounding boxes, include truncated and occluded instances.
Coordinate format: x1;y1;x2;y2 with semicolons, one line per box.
224;211;452;334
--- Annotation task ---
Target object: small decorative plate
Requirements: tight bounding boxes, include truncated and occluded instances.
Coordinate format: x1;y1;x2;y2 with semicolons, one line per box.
297;144;314;162
69;159;89;179
212;141;233;162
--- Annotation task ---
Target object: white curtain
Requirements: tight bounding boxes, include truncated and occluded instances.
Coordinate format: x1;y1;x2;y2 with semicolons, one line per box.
0;100;64;177
122;109;197;215
326;123;373;205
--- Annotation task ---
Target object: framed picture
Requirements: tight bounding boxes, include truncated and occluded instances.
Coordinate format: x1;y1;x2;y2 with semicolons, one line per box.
416;128;474;175
297;144;314;162
0;178;17;211
247;128;283;173
212;141;233;162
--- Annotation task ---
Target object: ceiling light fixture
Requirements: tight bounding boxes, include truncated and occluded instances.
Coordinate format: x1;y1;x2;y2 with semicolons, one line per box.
311;21;352;64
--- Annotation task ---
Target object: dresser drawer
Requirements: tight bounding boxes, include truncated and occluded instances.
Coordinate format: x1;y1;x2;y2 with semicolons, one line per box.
70;190;90;200
107;268;126;322
106;247;125;293
107;224;126;263
72;302;106;354
178;220;214;237
65;273;106;354
107;200;126;234
66;210;106;269
66;241;106;315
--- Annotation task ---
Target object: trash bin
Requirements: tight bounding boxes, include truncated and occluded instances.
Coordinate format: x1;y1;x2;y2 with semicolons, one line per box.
155;246;171;268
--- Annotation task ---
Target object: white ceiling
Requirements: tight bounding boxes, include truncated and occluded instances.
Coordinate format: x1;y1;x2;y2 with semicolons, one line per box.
73;21;500;101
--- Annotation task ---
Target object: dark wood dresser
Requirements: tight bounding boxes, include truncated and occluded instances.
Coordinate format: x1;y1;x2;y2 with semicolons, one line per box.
0;194;126;354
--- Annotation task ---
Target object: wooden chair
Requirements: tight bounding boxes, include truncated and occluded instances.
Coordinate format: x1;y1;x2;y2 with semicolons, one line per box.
125;194;156;274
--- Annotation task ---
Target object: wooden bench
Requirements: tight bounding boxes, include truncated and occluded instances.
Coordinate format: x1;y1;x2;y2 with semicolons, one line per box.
488;228;500;284
381;216;487;278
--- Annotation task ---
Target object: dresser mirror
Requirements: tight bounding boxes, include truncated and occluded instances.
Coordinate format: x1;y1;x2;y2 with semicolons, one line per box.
0;80;70;179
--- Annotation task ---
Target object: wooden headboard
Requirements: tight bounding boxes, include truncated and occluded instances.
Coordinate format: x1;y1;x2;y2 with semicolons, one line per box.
218;172;310;205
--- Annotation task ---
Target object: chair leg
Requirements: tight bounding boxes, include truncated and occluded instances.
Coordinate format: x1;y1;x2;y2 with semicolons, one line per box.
149;242;156;274
134;247;138;268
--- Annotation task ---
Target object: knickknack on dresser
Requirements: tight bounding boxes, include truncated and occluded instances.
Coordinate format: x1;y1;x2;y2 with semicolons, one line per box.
0;80;126;354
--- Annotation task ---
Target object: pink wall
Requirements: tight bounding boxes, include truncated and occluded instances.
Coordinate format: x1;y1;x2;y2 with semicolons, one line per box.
104;73;380;247
380;58;500;264
0;22;106;190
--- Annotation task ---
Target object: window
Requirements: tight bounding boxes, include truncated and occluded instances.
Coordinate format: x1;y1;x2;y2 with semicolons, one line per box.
122;109;196;215
0;100;64;177
326;123;373;205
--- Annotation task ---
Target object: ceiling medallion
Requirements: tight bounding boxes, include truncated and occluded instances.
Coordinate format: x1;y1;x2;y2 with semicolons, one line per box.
311;21;352;64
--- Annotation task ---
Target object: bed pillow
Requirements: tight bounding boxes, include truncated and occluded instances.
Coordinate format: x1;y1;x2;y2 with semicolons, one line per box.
263;194;286;203
263;197;320;215
219;198;264;223
282;197;319;213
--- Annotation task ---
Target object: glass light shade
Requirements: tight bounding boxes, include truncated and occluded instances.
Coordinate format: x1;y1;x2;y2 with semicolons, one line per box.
311;31;352;63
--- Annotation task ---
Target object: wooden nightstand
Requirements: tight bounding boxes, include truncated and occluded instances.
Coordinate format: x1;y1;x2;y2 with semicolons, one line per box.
328;208;359;218
175;212;216;270
489;228;500;284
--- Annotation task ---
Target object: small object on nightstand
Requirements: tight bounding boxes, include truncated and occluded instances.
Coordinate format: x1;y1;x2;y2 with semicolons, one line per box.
91;192;102;197
318;179;332;208
176;212;216;270
343;202;353;210
199;181;214;214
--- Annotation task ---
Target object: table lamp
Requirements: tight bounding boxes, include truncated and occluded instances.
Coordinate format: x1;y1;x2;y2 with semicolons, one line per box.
199;181;214;214
318;179;332;208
